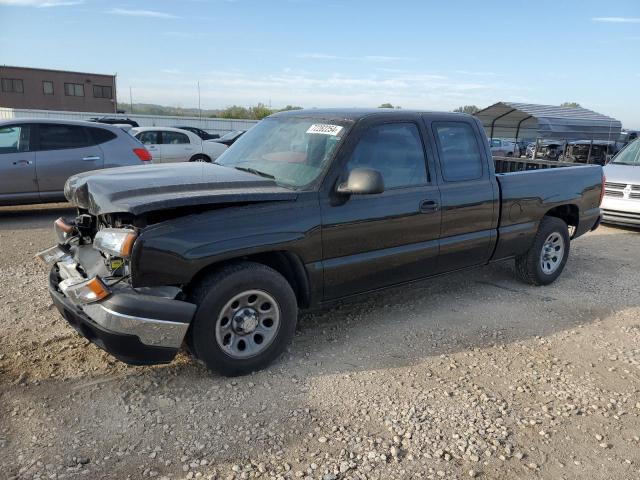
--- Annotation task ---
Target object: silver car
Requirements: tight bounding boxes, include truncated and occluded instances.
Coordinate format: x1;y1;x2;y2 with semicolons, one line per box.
602;138;640;227
489;138;520;157
0;119;151;206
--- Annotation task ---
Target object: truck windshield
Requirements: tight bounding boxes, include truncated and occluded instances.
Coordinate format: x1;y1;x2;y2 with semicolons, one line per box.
611;139;640;166
215;116;352;189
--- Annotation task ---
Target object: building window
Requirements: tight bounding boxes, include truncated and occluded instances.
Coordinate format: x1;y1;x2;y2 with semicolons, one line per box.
43;81;54;95
1;78;24;93
93;85;112;99
64;83;84;97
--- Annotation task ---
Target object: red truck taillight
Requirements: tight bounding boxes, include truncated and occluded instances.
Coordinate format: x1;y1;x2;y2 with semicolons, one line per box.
133;148;152;162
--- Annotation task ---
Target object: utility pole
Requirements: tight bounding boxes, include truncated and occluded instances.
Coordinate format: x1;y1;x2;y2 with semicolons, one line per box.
197;81;202;121
129;86;133;114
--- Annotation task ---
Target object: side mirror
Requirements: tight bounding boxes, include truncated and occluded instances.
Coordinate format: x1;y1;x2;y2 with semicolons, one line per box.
336;168;384;195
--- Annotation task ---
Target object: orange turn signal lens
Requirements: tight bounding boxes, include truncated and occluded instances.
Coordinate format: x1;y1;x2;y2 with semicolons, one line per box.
85;277;110;301
120;232;137;257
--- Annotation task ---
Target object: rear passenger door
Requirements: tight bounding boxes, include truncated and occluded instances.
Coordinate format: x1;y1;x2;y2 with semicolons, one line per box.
35;123;104;201
427;118;498;272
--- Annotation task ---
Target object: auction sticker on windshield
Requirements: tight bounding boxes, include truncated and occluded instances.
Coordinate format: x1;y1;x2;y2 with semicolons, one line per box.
306;124;343;136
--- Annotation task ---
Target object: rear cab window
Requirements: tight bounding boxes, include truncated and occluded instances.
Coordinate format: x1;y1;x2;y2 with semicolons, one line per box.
432;122;485;182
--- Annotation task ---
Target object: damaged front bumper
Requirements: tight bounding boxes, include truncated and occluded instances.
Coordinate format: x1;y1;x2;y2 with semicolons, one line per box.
46;247;196;365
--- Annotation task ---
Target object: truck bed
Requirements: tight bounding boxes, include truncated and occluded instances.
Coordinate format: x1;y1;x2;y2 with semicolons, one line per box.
491;156;603;260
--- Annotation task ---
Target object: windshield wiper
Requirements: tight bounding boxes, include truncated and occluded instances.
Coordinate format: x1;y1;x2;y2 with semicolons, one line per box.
233;166;276;180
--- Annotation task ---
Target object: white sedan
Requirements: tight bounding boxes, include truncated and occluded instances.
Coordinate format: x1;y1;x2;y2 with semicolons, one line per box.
131;127;227;163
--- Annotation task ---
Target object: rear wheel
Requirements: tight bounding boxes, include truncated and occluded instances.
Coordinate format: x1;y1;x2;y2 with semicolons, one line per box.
187;262;297;376
515;216;570;285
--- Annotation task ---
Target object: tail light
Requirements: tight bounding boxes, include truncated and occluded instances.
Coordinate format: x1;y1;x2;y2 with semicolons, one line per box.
133;148;152;162
599;173;606;206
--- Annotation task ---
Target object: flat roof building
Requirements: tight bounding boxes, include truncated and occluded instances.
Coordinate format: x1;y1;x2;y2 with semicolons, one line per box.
0;65;117;113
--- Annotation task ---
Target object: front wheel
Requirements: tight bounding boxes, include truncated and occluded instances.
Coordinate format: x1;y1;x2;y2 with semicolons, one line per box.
515;217;570;286
187;262;298;376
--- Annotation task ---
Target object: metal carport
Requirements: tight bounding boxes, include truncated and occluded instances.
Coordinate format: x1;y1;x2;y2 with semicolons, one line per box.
474;102;622;163
474;101;621;142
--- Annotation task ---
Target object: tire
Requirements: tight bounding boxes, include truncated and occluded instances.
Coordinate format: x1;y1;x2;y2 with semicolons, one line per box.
189;154;211;163
187;262;298;376
515;216;570;286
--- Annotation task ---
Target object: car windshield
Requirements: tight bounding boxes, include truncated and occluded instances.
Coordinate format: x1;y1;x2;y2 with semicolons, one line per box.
215;117;352;189
220;130;242;141
611;139;640;166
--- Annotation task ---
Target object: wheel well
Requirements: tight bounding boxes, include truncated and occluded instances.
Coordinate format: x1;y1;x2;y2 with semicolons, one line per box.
190;154;211;162
545;204;579;229
187;251;310;308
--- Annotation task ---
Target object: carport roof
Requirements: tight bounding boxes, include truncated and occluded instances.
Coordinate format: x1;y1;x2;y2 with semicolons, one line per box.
474;101;622;141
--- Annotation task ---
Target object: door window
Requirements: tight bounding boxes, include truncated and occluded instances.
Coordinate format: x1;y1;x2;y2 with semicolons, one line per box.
433;122;484;181
345;123;428;189
136;131;160;145
490;139;501;147
0;125;30;154
162;131;190;144
38;124;89;151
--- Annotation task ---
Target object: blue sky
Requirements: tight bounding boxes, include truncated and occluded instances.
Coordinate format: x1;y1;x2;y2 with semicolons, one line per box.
1;0;639;127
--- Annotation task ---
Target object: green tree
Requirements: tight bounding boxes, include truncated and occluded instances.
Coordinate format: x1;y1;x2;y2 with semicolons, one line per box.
220;105;251;119
453;105;480;114
249;103;274;120
560;102;581;108
378;103;395;109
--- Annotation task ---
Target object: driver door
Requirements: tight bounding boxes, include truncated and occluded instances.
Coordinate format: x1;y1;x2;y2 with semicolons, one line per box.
320;118;441;300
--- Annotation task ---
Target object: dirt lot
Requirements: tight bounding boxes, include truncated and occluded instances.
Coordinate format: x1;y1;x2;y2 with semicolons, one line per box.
1;204;639;480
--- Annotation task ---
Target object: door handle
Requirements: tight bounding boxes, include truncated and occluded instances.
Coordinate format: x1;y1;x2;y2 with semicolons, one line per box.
82;156;101;161
12;159;33;166
419;199;439;212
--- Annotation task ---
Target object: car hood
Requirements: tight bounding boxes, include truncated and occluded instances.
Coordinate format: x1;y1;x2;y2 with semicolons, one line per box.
64;163;298;216
603;163;640;185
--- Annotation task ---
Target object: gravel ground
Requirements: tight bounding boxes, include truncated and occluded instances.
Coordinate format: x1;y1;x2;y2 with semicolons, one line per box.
1;203;639;480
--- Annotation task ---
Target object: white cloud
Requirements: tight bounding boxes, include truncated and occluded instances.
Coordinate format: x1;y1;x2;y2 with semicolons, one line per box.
108;8;178;19
124;69;519;112
298;53;414;63
0;0;82;6
592;17;640;23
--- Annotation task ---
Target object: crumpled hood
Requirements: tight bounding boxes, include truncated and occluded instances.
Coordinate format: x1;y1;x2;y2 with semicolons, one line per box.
64;163;298;216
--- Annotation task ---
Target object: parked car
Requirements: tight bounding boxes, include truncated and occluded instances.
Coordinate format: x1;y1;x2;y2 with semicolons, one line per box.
131;127;227;163
43;109;603;376
564;141;618;165
0;119;151;206
601;138;640;226
172;125;219;140
489;138;520;157
527;141;564;160
209;129;247;147
88;116;139;128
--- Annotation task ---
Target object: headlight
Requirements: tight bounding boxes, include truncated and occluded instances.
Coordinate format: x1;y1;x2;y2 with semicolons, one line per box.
94;228;137;258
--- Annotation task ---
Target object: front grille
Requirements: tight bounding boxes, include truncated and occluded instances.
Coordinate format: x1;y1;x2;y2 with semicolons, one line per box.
632;184;640;192
605;190;624;198
630;192;640;200
605;182;627;189
602;209;640;220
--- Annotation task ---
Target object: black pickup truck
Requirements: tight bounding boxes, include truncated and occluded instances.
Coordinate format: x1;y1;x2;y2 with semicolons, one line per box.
41;109;604;376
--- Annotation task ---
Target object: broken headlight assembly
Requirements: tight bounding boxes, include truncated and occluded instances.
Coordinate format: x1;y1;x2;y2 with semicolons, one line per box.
93;228;137;258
